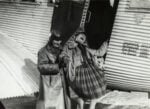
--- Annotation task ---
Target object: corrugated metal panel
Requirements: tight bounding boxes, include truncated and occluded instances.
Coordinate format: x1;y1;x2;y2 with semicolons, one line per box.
0;2;54;57
0;32;40;99
105;0;150;92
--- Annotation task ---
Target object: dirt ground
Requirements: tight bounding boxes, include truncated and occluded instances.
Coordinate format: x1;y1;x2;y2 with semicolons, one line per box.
1;91;150;109
1;96;36;109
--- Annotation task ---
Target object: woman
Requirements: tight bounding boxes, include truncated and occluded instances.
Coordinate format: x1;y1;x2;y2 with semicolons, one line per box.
60;32;108;109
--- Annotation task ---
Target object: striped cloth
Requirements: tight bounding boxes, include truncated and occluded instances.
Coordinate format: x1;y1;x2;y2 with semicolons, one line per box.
69;44;107;100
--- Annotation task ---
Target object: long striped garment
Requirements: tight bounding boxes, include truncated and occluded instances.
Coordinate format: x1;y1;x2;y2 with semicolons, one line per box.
60;37;107;100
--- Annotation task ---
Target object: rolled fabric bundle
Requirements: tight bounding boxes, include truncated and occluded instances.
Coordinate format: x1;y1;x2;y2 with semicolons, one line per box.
69;44;106;100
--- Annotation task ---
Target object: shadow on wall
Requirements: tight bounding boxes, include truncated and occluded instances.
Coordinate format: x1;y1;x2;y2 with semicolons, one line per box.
22;58;40;88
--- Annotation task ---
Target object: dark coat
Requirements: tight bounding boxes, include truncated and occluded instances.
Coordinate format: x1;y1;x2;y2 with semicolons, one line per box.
38;45;61;75
36;44;62;109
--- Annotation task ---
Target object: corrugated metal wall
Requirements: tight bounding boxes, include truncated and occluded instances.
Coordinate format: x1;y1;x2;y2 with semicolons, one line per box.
105;0;150;92
0;2;54;57
0;32;40;99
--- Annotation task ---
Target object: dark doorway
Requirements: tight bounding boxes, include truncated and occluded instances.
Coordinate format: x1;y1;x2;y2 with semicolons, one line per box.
51;0;84;46
51;0;119;47
0;102;5;109
85;0;115;49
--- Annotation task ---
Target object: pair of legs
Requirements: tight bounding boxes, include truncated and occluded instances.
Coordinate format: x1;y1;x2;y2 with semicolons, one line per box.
69;87;105;109
72;97;84;109
73;97;102;109
69;87;84;109
89;97;104;109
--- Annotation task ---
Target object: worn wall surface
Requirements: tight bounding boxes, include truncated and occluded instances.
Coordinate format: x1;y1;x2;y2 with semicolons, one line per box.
105;0;150;92
0;2;54;56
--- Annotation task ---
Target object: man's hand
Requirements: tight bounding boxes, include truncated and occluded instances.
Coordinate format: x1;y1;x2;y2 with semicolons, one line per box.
59;56;70;68
63;56;71;64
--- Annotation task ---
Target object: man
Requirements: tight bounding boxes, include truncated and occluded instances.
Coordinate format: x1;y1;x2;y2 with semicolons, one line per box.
38;32;62;75
36;31;64;109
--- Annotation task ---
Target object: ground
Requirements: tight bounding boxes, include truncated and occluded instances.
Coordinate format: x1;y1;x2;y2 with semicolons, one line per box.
1;91;150;109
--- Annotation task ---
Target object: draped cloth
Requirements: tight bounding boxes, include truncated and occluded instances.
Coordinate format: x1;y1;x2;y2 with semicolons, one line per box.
60;39;106;100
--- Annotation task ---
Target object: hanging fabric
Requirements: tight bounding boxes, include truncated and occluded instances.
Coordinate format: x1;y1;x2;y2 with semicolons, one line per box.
69;44;106;100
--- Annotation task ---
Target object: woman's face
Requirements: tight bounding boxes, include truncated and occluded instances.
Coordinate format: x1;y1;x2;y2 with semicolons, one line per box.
67;33;86;49
75;33;86;44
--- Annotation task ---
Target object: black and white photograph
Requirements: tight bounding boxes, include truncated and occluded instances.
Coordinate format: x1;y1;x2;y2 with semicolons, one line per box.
1;0;150;109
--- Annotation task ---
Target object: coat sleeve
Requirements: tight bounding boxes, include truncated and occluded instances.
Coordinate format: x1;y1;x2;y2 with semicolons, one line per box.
86;41;108;57
59;43;71;66
59;35;74;60
37;48;59;75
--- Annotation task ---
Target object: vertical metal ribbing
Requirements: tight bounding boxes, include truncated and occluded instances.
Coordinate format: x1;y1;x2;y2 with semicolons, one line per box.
105;0;150;92
0;3;54;57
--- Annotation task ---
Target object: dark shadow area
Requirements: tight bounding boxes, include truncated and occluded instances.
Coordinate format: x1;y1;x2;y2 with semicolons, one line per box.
51;0;84;46
0;101;5;109
85;0;114;49
51;0;117;49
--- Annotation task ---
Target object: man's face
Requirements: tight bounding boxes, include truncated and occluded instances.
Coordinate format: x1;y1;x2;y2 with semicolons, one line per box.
52;40;62;48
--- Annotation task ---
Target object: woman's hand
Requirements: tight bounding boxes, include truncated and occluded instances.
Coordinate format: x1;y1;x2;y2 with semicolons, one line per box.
68;41;78;49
